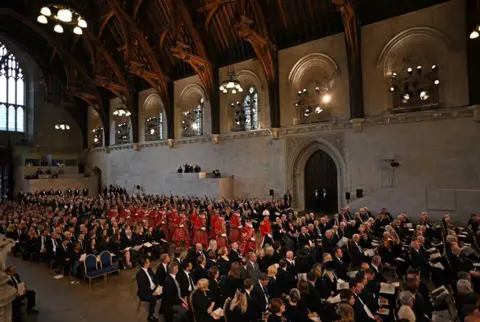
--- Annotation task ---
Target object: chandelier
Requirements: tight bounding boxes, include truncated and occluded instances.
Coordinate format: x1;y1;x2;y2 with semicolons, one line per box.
37;5;87;35
55;123;70;130
113;107;131;117
220;65;243;95
388;64;440;111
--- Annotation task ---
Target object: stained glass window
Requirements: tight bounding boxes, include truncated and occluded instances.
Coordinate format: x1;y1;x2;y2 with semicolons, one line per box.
235;86;259;131
145;112;164;141
0;42;25;132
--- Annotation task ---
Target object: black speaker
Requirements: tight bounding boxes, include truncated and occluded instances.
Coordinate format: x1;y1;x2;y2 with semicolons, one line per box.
136;185;141;190
345;192;351;200
269;189;274;196
356;189;363;198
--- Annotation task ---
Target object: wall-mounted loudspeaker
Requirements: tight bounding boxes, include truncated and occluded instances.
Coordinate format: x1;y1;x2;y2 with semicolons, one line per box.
356;189;363;198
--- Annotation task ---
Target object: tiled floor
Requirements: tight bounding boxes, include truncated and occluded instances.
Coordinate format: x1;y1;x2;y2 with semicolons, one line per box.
8;256;158;322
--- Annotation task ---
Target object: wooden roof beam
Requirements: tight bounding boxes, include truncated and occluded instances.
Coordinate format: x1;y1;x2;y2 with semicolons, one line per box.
234;3;280;129
170;0;220;135
333;0;364;120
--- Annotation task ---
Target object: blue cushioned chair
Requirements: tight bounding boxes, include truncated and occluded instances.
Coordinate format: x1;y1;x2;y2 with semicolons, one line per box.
83;254;105;289
99;251;120;283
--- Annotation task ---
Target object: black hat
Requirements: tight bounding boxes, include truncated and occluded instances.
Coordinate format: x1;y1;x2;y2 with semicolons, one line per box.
324;260;335;271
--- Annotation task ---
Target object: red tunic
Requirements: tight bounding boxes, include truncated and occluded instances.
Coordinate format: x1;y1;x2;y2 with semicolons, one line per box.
229;214;242;243
259;219;272;236
209;213;219;239
240;225;256;255
215;218;228;248
172;215;189;245
193;215;208;247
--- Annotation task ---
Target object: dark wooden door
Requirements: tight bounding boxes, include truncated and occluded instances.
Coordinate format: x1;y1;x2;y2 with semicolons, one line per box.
304;150;338;214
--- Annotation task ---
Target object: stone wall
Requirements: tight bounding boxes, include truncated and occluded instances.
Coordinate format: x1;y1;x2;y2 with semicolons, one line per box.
87;0;479;222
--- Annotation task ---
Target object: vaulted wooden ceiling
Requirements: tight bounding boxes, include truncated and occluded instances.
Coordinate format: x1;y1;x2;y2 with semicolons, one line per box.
0;0;447;145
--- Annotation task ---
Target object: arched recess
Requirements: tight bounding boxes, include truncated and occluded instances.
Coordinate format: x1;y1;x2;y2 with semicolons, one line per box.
375;27;453;110
141;93;167;142
177;83;210;138
287;53;343;124
287;137;347;211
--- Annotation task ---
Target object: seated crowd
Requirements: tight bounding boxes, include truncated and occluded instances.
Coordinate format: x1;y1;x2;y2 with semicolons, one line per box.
2;186;480;322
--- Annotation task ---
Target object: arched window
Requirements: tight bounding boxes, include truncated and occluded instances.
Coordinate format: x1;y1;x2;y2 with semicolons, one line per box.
0;42;25;132
182;98;204;137
116;122;131;144
233;86;259;131
92;127;103;147
143;94;165;141
145;113;163;141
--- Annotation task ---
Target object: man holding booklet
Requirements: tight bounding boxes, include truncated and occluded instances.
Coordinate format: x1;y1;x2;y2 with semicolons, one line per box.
136;258;163;322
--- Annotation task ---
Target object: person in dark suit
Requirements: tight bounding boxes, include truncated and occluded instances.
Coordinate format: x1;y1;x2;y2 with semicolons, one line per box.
160;262;188;322
207;266;226;309
305;272;325;316
193;256;208;283
136;258;161;322
55;238;72;276
348;235;370;266
155;253;170;286
350;278;376;322
276;259;296;295
229;242;241;264
176;261;195;298
371;255;388;283
6;266;38;315
244;278;263;321
190;278;216;322
333;248;349;280
252;274;269;313
297;227;311;249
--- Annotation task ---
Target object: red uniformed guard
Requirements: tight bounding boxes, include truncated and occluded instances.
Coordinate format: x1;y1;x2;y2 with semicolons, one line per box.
260;210;273;247
193;213;209;247
240;219;256;256
215;215;228;248
172;212;190;248
229;212;242;243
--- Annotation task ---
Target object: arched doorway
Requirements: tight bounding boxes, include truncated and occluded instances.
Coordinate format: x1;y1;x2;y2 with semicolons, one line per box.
304;150;338;214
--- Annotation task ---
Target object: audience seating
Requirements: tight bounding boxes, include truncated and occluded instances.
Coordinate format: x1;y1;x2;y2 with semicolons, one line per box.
83;254;105;288
99;251;120;283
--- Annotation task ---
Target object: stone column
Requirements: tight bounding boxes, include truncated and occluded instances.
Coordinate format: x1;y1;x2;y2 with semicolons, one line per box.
0;237;17;322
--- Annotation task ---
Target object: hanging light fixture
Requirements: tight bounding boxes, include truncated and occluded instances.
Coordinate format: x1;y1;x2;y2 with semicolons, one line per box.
73;26;83;35
57;8;73;22
112;106;131;117
219;65;243;95
37;15;48;24
54;24;64;33
40;7;52;16
37;5;87;36
55;123;70;130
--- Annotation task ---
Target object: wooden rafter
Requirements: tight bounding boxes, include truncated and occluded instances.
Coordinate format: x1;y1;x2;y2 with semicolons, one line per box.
333;0;364;119
171;0;219;134
198;0;236;30
99;11;115;37
277;0;287;27
234;1;280;128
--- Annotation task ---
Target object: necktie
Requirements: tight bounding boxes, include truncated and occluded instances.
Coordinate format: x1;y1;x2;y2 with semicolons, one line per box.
174;277;181;298
187;273;194;291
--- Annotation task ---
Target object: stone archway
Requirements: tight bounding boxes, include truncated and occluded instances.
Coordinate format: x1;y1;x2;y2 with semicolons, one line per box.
287;137;347;212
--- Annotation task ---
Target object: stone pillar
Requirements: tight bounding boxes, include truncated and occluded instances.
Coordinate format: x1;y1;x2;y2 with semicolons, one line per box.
0;237;17;322
42;154;52;166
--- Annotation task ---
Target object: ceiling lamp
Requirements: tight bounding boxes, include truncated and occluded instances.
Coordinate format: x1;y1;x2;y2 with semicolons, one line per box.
220;65;243;95
55;123;70;130
37;15;48;24
78;18;87;28
37;5;86;36
73;27;83;35
322;94;332;104
113;107;131;117
471;25;480;39
54;24;64;33
40;7;52;16
57;8;73;22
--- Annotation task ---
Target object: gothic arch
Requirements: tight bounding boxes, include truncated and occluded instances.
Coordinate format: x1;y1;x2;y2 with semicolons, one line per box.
142;93;167;141
178;83;206;105
376;27;452;76
288;53;341;90
287;137;347;211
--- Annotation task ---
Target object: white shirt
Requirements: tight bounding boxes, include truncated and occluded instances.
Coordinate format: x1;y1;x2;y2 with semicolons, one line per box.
185;270;193;291
142;268;156;290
